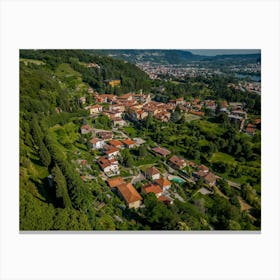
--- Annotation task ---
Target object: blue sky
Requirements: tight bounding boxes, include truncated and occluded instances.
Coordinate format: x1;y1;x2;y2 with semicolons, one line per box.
186;49;261;56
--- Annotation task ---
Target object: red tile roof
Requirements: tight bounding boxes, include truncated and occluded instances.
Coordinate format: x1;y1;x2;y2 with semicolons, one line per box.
105;147;119;155
246;127;256;134
107;177;124;188
122;139;136;146
118;93;133;100
98;156;117;169
198;164;209;172
189;110;205;116
169;155;186;168
90;138;102;144
152;147;171;157
89;104;102;109
158;196;172;204
117;183;142;204
81;124;90;130
108;139;123;147
98;131;113;139
253;118;261;124
146;166;160;177
142;184;162;195
204;172;216;184
155;178;171;188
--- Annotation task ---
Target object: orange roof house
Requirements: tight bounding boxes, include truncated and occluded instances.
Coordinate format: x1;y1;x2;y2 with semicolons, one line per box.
146;166;161;180
155;177;171;190
142;183;163;197
158;196;173;205
152;147;171;157
97;131;113;140
189;110;205;117
105;147;120;159
203;172;216;186
107;177;125;188
198;164;209;173
122;139;136;148
168;155;186;169
117;183;142;209
81;124;93;134
90;138;105;149
108;139;123;148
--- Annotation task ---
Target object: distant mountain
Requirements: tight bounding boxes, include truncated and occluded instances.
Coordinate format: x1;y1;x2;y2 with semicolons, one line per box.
86;49;205;65
86;49;261;65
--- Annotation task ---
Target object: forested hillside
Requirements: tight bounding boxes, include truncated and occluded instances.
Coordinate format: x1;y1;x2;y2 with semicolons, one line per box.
20;50;151;93
20;50;151;230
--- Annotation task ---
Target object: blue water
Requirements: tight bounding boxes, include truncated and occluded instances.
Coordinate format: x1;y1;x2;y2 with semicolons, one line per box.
235;73;261;82
172;177;185;184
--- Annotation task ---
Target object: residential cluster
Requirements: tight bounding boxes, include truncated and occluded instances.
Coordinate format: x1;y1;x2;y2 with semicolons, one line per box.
228;81;261;95
75;87;261;210
82;88;260;134
105;165;173;209
136;62;218;79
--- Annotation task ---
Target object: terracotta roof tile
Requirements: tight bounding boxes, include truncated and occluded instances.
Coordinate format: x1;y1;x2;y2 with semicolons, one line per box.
122;139;136;146
142;184;163;195
107;177;124;188
90;138;102;144
146;166;160;176
117;183;142;204
155;178;171;188
152;147;171;157
169;155;186;167
108;140;123;147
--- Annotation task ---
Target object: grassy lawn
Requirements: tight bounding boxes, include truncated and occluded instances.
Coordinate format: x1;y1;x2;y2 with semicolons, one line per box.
228;175;249;185
193;120;225;136
121;126;137;138
20;58;45;65
49;122;79;145
198;139;209;146
184;113;201;122
55;63;82;79
134;156;158;167
170;80;184;85
210;152;236;164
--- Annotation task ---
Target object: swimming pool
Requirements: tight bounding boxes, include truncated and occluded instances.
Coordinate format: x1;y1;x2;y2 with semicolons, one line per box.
172;177;185;184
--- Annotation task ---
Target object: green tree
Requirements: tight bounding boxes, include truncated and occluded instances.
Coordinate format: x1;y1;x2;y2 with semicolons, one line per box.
121;149;134;167
139;145;148;157
39;141;51;167
52;165;72;208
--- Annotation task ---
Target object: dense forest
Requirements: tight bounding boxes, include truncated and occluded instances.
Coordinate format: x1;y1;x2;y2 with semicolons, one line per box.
20;50;261;231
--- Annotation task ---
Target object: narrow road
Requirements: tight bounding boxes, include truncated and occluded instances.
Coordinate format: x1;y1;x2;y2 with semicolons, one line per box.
112;128;129;139
227;180;241;189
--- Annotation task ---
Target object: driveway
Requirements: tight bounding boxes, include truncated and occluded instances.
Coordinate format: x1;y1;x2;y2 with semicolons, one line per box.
131;172;145;185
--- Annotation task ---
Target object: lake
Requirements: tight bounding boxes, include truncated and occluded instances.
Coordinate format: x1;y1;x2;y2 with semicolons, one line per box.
235;73;261;82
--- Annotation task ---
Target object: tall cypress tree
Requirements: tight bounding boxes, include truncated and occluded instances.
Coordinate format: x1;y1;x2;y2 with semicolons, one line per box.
52;165;72;209
39;141;51;167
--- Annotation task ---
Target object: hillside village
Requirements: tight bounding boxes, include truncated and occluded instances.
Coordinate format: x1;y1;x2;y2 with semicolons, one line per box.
20;50;261;231
72;86;261;209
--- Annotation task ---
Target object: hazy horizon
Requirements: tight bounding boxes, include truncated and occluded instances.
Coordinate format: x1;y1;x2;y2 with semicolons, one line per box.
187;49;261;56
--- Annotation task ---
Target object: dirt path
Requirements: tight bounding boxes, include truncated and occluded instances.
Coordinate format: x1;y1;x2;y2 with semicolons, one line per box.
238;196;252;211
